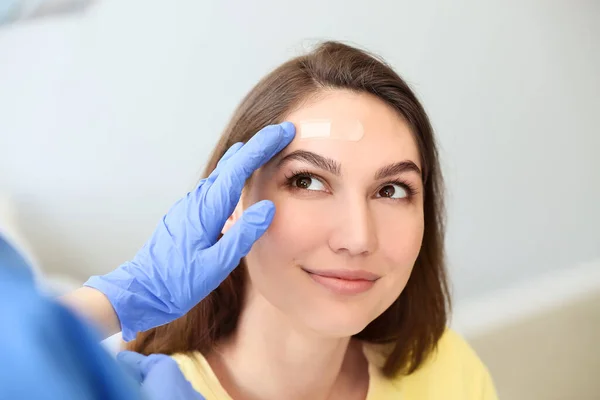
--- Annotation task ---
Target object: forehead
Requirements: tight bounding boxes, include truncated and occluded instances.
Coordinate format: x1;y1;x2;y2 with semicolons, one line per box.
282;90;421;169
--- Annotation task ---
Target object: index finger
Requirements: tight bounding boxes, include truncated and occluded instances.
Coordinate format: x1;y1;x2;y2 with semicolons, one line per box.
200;122;295;240
223;122;296;178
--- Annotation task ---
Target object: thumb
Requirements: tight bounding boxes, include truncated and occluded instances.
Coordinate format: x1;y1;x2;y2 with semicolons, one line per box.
198;200;275;283
117;351;171;382
116;351;147;383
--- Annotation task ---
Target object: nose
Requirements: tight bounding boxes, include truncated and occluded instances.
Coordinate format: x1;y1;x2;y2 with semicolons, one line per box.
328;197;378;256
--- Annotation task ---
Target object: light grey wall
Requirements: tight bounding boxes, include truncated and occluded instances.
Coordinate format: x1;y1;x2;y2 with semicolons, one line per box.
1;0;599;302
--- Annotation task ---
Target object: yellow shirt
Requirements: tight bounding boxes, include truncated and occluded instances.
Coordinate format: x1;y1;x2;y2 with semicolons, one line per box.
171;329;498;400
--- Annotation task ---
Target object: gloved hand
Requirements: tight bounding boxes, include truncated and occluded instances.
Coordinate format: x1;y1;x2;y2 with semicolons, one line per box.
0;263;144;400
117;351;205;400
85;122;295;340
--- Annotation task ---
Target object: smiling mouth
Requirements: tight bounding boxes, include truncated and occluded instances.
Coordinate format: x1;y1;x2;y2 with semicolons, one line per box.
301;267;380;295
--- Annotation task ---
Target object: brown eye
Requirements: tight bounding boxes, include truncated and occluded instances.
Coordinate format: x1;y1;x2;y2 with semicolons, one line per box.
289;174;326;191
377;184;408;199
295;176;312;189
379;185;395;198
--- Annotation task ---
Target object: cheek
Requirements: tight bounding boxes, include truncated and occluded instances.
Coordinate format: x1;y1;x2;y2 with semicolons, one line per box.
268;198;329;244
366;207;423;315
245;196;332;274
375;205;424;275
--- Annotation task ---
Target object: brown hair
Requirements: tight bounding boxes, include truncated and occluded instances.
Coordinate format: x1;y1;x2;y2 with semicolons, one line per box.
127;40;450;377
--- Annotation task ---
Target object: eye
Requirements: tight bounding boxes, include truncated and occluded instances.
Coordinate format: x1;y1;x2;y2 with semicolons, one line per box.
377;183;408;199
293;175;326;191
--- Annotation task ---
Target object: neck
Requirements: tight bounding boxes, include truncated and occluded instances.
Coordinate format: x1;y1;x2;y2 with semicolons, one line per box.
207;289;369;400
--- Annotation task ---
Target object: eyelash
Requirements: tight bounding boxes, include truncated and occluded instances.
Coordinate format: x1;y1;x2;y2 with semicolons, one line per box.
284;169;419;200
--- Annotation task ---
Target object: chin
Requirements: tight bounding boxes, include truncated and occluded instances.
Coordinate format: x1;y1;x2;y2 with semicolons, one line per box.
297;306;375;338
247;268;390;338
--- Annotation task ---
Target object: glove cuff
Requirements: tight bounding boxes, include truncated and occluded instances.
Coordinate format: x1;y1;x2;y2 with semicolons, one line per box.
84;275;142;342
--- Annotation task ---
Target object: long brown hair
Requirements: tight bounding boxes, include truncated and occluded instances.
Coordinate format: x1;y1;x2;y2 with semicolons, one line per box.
127;41;450;377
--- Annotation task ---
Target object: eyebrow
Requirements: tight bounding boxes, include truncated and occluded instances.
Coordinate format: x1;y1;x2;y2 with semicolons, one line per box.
276;150;422;180
374;161;422;180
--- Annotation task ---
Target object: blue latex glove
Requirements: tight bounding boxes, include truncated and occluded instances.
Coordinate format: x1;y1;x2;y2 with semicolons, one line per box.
117;351;205;400
85;122;295;340
0;257;144;400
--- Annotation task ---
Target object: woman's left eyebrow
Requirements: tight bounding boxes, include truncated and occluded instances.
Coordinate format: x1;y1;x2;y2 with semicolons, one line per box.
374;161;421;180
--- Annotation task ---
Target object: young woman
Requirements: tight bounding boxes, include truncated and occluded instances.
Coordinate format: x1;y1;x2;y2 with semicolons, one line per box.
69;41;497;399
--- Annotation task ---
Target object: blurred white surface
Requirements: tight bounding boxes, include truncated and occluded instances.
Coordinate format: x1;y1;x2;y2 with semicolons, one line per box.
0;194;83;294
0;195;43;279
101;332;123;356
469;291;600;399
452;258;600;338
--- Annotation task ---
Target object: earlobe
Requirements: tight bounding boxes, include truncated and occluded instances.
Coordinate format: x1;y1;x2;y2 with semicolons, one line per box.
221;199;244;235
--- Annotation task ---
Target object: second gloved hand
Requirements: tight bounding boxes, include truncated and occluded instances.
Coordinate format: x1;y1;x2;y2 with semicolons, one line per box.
85;123;295;340
117;351;205;400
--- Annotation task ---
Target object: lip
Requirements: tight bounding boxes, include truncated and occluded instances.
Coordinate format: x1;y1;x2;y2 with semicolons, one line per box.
302;267;380;281
302;267;380;295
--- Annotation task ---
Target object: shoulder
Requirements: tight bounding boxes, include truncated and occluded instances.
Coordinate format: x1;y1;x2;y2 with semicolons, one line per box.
170;352;209;384
427;328;489;370
170;352;230;400
365;329;498;400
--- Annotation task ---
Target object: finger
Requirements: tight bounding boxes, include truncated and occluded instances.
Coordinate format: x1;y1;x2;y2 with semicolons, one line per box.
206;142;244;183
138;354;171;375
172;141;244;250
116;351;147;383
199;122;294;241
193;200;275;291
218;142;245;167
117;351;172;380
141;357;207;400
222;122;295;181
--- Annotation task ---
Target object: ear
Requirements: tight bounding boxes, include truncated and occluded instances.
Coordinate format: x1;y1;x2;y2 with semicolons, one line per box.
222;197;244;235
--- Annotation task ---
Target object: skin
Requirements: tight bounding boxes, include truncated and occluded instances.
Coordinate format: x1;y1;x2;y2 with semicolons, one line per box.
212;89;426;400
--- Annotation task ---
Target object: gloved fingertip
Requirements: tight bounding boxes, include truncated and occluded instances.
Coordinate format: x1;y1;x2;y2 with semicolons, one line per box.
139;354;172;372
116;350;146;366
221;142;244;163
243;200;275;227
279;121;296;142
116;351;146;383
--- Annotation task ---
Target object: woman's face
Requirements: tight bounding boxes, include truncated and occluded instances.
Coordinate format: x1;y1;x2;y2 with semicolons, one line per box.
230;90;424;337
